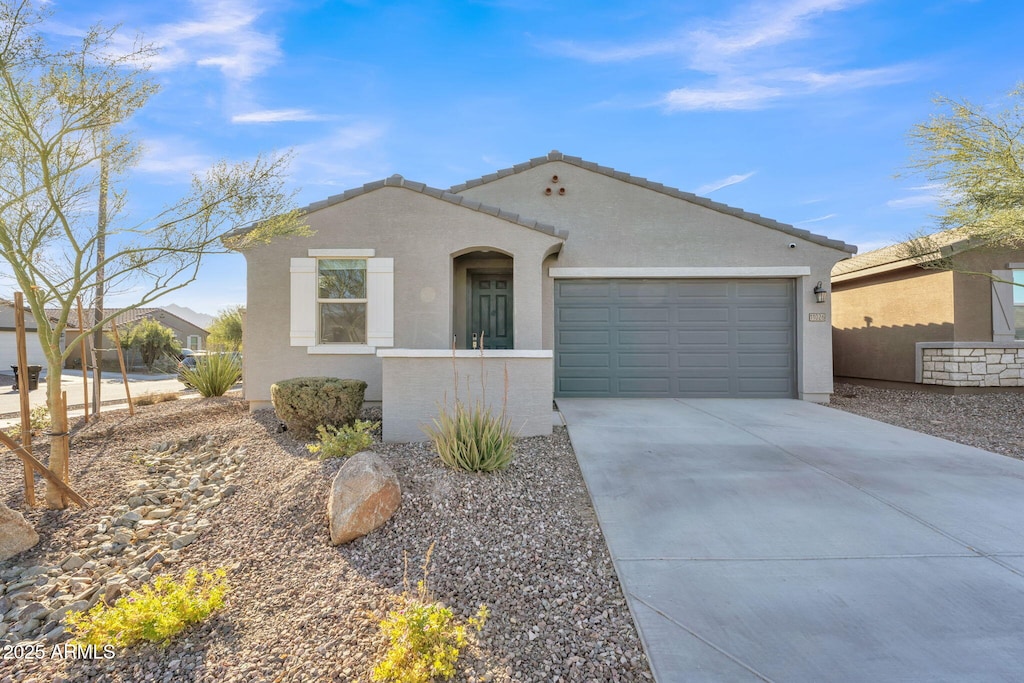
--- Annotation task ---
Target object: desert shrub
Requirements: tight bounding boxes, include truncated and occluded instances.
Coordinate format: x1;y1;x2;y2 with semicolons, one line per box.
5;404;50;442
423;401;516;472
66;568;228;648
135;391;180;406
373;544;488;683
180;353;241;397
306;419;379;459
271;377;367;438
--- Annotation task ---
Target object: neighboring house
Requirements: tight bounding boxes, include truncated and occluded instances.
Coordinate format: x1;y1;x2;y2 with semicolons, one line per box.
52;307;209;369
0;299;47;368
231;151;856;441
832;229;1024;388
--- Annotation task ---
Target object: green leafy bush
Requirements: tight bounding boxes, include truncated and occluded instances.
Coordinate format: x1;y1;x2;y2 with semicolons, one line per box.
180;353;242;397
373;544;489;683
423;400;516;472
271;377;367;438
5;404;50;442
306;419;379;459
66;568;229;648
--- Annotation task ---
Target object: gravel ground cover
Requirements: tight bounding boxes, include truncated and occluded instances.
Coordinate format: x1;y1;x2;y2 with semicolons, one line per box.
830;381;1024;459
0;397;650;682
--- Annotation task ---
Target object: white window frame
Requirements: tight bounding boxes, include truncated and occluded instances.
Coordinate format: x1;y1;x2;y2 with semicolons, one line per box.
187;334;201;351
290;249;393;354
316;257;369;345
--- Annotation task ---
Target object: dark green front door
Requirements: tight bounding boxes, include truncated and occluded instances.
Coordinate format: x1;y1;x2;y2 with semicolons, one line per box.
470;273;513;349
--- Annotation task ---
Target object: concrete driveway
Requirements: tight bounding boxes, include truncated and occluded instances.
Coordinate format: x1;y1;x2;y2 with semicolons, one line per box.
557;398;1024;682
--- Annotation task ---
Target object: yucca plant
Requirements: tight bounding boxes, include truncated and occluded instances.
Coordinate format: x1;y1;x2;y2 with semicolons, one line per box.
423;400;516;472
180;353;242;397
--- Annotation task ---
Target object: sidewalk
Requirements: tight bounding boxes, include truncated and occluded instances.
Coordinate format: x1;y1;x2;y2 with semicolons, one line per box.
0;369;184;421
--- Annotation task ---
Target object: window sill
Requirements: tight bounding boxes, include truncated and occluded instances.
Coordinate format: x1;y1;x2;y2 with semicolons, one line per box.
307;344;376;355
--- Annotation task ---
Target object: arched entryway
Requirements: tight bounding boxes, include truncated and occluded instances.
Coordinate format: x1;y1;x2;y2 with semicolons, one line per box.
452;249;513;350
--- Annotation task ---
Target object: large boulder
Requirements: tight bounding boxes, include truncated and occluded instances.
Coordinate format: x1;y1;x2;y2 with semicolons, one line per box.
327;452;401;545
0;500;39;561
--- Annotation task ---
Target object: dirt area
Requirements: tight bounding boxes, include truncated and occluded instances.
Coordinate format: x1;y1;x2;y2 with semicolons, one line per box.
0;398;650;682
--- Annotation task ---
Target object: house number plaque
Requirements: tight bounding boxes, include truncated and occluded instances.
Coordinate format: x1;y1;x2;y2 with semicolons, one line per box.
808;313;827;322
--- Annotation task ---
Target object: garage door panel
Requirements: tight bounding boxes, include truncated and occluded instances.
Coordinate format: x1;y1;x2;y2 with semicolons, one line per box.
677;353;731;368
676;307;730;322
558;329;610;345
559;307;610;323
618;307;670;323
618;329;670;345
737;306;792;323
555;279;795;398
618;353;671;368
558;352;610;368
617;377;672;394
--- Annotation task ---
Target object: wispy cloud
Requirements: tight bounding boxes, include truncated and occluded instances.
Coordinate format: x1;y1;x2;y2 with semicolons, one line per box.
112;0;281;83
232;109;330;124
551;0;912;112
696;171;756;194
291;122;390;189
886;183;946;209
797;213;838;224
135;138;214;178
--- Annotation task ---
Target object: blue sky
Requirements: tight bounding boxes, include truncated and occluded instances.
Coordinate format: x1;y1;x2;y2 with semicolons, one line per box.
32;0;1024;316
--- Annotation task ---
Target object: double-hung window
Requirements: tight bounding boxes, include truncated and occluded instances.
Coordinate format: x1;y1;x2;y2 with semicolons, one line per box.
317;258;367;344
290;251;393;351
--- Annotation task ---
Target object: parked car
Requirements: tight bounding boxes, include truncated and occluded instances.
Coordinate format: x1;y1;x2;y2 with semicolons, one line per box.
177;351;242;386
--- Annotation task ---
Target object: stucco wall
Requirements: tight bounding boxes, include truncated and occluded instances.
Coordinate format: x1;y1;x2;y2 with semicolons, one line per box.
242;187;563;408
379;351;553;442
832;268;954;382
458;161;849;401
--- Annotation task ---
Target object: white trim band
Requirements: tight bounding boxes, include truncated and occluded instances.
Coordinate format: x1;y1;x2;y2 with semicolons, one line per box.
377;349;553;359
308;345;377;355
308;249;376;257
548;267;812;278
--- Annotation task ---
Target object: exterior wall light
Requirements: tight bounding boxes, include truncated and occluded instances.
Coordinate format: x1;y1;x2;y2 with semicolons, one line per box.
813;281;827;304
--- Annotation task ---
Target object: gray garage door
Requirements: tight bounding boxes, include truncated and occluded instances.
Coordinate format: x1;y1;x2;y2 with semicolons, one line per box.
555;279;796;398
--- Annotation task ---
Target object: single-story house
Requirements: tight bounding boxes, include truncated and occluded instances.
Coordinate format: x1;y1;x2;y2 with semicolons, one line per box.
0;299;47;368
231;151;856;441
832;229;1024;388
53;307;209;370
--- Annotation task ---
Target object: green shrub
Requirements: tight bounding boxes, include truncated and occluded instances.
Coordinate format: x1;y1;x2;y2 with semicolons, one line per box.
306;419;379;459
180;353;241;397
65;568;229;648
373;544;488;683
5;404;50;442
271;377;367;438
423;400;516;472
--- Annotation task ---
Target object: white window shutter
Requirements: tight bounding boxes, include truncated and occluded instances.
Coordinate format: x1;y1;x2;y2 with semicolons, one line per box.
290;257;317;346
367;257;394;347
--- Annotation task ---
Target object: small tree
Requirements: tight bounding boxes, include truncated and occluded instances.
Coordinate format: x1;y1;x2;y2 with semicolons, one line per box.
207;305;244;352
0;0;309;508
121;318;181;371
897;84;1024;282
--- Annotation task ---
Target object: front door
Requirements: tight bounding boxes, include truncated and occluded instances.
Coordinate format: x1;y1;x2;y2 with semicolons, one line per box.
470;273;513;349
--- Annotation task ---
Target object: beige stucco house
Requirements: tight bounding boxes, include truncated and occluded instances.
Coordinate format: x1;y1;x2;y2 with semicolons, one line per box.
232;151;855;441
832;229;1024;388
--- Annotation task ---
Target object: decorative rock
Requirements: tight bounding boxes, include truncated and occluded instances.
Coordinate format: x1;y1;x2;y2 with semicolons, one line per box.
60;555;86;572
326;451;401;545
0;502;39;562
171;533;197;550
145;507;173;520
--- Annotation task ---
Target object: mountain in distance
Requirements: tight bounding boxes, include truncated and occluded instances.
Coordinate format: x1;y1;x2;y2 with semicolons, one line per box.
163;304;215;330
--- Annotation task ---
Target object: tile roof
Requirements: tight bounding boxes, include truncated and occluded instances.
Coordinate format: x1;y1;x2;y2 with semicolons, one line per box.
46;306;208;332
831;228;972;277
224;174;567;243
450;150;857;254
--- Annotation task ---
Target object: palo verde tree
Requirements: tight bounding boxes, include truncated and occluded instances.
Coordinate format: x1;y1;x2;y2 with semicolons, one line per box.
899;84;1024;276
207;304;244;352
0;0;308;508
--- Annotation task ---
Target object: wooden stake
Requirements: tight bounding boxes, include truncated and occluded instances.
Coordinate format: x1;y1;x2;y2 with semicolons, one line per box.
76;297;89;423
109;321;133;416
61;391;70;483
13;292;35;507
0;432;89;508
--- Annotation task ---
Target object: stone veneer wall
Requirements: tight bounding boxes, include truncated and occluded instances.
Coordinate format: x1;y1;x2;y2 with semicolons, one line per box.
920;346;1024;387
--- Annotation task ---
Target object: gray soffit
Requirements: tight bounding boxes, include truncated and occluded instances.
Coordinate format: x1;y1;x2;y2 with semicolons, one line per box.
450;150;857;254
224;174;567;244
